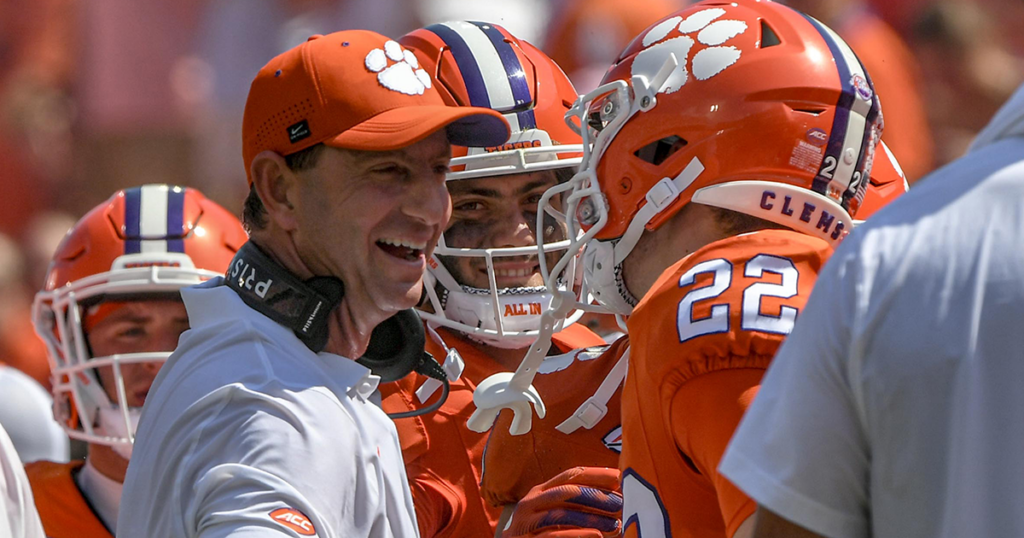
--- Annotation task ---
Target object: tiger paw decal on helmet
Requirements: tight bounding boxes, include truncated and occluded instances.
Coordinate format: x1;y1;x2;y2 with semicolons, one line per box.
364;40;432;96
632;7;749;94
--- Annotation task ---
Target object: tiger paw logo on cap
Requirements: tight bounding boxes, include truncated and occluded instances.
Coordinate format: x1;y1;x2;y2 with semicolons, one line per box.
633;8;749;95
365;40;433;96
269;507;316;536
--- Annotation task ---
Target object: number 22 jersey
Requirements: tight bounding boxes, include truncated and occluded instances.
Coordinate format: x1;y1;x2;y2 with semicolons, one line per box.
620;229;832;538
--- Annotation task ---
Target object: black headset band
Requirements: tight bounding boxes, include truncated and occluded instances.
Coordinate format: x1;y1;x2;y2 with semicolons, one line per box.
225;241;344;353
223;240;448;418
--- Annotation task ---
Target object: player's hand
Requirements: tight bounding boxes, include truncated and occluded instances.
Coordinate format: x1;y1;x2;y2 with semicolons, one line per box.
502;466;622;538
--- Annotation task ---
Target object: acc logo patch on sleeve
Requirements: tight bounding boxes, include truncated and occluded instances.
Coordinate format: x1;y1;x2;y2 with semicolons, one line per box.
269;507;317;536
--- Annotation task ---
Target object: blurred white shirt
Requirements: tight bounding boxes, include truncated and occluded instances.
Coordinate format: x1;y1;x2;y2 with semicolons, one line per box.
0;423;45;538
118;279;419;538
0;365;70;464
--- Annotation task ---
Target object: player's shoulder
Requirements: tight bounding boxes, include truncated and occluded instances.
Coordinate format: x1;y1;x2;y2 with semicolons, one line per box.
24;460;82;502
629;230;830;380
482;336;628;505
639;229;830;312
379;326;488;461
551;323;606;351
536;335;626;380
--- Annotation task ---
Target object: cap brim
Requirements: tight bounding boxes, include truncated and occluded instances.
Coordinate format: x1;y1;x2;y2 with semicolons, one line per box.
327;105;510;152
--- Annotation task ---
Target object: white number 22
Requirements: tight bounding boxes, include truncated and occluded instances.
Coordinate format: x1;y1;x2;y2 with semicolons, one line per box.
622;470;670;538
676;254;799;343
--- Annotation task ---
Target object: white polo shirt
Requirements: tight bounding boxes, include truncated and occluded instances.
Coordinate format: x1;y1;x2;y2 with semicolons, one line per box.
0;423;44;538
720;87;1024;538
0;366;70;464
118;279;419;538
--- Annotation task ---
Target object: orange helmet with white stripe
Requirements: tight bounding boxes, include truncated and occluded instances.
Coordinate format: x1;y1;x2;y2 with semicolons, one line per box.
540;0;885;314
32;185;246;450
401;22;587;348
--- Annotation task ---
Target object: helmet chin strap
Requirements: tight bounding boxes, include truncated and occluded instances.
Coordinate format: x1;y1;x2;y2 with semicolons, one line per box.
423;253;565;347
585;157;707;315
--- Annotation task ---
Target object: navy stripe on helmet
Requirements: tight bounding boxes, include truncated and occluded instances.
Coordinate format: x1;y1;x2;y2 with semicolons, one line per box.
166;186;186;253
124;188;142;254
425;23;491;108
802;14;854;197
849;95;882;208
471;21;537;129
804;13;881;208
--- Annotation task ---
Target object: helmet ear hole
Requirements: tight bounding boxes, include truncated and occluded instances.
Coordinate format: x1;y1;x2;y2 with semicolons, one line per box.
633;135;688;166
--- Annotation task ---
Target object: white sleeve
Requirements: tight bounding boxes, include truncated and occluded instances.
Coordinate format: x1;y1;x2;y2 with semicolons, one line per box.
719;248;870;538
0;367;71;463
168;389;387;538
0;424;45;538
188;464;333;538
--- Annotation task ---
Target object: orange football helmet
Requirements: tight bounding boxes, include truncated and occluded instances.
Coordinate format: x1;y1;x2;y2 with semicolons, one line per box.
401;22;587;348
32;185;246;451
857;140;909;223
540;0;885;314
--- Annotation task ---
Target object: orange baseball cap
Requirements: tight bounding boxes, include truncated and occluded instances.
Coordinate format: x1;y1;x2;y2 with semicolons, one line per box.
242;30;511;185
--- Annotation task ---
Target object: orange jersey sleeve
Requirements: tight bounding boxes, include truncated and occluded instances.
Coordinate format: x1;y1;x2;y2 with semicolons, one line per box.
480;334;627;506
24;461;113;538
379;323;604;537
620;230;831;538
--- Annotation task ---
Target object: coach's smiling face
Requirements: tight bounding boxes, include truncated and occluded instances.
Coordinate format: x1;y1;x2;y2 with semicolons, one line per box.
248;130;453;358
292;131;452;315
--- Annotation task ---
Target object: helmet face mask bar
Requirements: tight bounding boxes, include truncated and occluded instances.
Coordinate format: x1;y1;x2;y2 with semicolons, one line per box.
540;1;885;316
469;0;886;437
537;59;678;316
419;236;586;349
447;144;584;181
402;21;591;347
34;259;219;450
32;185;246;455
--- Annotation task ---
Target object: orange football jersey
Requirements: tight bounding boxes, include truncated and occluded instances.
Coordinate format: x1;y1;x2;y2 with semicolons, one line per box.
25;460;112;538
379;322;604;538
620;229;832;538
480;335;629;507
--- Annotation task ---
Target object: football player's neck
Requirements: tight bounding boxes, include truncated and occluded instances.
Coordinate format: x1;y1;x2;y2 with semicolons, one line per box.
621;203;730;299
87;443;129;484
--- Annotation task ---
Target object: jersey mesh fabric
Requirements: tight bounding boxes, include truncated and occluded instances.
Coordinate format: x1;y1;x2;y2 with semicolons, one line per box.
620;230;831;538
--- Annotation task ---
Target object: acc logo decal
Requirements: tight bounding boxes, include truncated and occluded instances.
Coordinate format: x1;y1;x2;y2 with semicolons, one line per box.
365;40;432;96
633;8;749;95
269;507;316;536
805;128;828;147
603;426;623;453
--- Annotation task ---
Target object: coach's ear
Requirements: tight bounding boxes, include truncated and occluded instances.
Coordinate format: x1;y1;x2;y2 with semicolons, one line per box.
250;150;300;232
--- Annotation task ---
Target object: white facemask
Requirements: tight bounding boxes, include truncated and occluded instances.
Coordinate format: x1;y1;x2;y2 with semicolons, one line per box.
441;285;554;349
95;406;142;460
